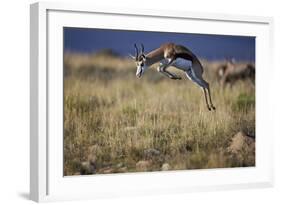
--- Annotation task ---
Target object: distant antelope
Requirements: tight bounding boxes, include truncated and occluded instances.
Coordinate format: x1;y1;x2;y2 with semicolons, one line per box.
218;59;255;87
131;43;215;111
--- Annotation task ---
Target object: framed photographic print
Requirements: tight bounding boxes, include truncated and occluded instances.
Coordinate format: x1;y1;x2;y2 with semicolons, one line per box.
30;2;274;202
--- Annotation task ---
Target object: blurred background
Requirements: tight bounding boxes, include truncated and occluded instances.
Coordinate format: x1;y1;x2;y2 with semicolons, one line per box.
64;27;255;61
63;27;256;176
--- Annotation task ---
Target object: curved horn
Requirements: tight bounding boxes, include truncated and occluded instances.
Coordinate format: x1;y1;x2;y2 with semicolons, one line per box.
140;43;144;54
134;43;139;59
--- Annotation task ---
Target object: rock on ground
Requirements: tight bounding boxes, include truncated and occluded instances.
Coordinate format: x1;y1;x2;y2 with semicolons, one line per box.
227;131;255;166
99;167;115;174
227;131;255;154
161;163;170;171
136;160;152;172
117;167;128;173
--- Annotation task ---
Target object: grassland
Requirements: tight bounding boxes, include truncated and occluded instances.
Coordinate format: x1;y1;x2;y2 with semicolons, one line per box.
63;51;255;176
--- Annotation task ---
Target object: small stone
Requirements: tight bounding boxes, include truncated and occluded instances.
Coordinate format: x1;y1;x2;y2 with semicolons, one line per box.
161;163;170;171
103;168;115;174
136;160;152;172
99;167;115;174
118;167;128;173
116;162;123;168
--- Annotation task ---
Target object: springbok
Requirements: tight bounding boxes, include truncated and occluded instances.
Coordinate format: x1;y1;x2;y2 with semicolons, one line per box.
218;59;255;87
131;43;216;111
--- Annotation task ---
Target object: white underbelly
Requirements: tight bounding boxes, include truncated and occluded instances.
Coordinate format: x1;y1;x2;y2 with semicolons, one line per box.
172;58;192;71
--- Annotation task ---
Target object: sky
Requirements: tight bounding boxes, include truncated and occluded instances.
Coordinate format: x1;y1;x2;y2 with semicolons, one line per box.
64;27;255;62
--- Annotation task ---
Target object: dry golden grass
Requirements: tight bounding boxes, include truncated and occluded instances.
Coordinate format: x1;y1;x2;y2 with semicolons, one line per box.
63;52;255;176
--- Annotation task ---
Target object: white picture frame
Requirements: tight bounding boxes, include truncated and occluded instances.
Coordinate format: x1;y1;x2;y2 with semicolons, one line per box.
30;2;274;202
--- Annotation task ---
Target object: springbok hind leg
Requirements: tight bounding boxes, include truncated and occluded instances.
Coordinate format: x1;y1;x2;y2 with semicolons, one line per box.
185;69;212;111
206;85;216;110
202;88;211;111
200;78;216;111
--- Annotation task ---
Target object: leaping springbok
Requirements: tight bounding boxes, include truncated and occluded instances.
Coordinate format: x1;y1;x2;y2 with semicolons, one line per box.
131;43;216;111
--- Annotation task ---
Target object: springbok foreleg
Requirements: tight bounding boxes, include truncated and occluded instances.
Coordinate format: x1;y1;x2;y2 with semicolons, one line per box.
157;62;182;80
163;68;182;80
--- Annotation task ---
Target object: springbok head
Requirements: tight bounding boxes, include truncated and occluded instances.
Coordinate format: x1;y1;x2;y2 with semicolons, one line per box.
131;43;148;78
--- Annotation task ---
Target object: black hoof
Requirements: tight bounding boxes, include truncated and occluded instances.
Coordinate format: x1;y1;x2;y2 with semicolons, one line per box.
212;106;216;110
208;107;212;111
